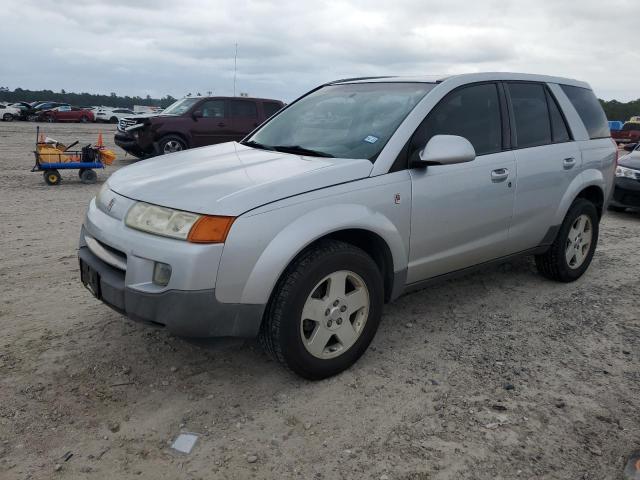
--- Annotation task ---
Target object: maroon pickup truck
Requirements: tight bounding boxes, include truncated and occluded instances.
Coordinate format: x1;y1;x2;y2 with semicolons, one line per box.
612;122;640;144
114;96;284;158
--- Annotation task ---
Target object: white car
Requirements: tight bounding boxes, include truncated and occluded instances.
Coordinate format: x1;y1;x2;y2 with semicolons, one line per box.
0;104;21;121
95;108;136;124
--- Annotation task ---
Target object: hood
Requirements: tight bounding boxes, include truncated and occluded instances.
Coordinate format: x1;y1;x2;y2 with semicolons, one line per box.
107;142;374;216
619;151;640;170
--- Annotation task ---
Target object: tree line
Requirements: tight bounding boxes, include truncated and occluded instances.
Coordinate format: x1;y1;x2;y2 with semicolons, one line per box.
598;99;640;122
0;88;177;109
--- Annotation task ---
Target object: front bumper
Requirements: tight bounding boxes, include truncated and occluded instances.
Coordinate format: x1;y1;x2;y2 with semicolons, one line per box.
611;177;640;208
79;194;265;337
114;131;153;156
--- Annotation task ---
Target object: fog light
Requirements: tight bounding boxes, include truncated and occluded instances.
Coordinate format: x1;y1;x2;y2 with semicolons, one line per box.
153;262;172;286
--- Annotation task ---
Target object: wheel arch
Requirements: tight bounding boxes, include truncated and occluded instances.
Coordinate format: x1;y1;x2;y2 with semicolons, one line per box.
554;171;606;225
218;204;409;308
158;132;190;148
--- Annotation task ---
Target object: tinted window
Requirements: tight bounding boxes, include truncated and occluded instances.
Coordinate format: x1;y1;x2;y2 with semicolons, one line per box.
200;100;225;118
412;83;502;156
263;101;281;118
507;83;551;148
229;100;257;118
622;122;640;132
547;91;571;143
560;84;609;139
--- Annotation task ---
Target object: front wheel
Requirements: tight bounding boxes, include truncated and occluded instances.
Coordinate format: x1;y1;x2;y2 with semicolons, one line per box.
535;198;599;282
158;135;187;155
43;169;61;186
80;169;97;184
79;116;89;123
260;240;384;380
3;113;13;121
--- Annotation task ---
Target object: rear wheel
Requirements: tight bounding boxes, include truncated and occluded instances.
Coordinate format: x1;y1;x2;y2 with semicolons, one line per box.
109;116;118;124
80;169;97;184
535;199;599;282
159;135;187;154
43;169;61;186
260;240;384;380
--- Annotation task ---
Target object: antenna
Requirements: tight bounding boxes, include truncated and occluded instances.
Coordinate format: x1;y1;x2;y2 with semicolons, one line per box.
233;43;238;97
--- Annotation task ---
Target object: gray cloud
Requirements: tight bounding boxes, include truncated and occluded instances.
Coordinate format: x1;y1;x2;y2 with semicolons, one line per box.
1;0;638;102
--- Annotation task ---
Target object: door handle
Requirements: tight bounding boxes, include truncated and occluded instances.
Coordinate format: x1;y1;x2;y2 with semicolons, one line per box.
217;122;226;127
491;168;509;182
563;157;576;169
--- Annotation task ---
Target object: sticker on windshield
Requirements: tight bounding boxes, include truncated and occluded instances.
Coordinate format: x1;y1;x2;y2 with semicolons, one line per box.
363;135;379;144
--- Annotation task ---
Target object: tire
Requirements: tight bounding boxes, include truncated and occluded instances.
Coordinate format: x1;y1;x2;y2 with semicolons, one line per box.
80;169;97;184
3;113;13;122
45;115;55;123
158;135;187;155
43;170;61;186
79;116;89;123
109;116;118;124
535;198;599;282
259;240;384;380
608;205;627;213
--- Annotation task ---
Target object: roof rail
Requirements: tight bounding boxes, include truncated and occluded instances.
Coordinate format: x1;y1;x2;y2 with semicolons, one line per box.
325;76;392;85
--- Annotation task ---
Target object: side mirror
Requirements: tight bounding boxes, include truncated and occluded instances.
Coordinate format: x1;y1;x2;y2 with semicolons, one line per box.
192;109;203;120
413;135;476;167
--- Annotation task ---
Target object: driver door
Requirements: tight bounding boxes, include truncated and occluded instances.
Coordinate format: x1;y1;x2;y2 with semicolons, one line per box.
407;82;516;283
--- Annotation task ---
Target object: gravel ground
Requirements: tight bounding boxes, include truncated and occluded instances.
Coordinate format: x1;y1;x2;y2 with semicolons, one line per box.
0;121;639;480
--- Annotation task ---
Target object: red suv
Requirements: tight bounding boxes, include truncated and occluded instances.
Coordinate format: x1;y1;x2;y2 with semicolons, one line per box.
114;96;284;158
39;105;95;123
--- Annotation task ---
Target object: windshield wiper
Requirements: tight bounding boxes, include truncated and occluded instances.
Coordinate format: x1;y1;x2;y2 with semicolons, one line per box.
242;140;275;151
271;145;334;158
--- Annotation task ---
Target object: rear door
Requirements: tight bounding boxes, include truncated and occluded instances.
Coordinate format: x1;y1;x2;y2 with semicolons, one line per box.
190;99;233;146
407;82;517;282
505;82;581;252
228;99;260;140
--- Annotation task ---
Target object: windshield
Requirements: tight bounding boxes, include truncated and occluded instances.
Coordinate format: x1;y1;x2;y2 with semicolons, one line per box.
245;82;435;160
162;98;201;115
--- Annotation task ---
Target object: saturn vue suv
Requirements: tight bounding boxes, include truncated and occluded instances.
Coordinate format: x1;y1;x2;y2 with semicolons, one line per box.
79;73;616;379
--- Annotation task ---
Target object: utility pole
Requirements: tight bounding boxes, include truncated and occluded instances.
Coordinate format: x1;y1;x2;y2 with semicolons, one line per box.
233;43;238;97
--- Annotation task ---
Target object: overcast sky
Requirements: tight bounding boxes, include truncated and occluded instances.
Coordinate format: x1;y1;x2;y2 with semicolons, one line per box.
1;0;638;102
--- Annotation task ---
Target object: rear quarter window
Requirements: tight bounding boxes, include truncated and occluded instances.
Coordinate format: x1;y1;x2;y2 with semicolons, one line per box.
560;84;609;139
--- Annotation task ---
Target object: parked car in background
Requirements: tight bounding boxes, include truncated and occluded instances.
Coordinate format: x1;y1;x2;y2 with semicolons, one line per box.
24;102;70;121
0;104;21;121
39;105;94;123
612;121;640;144
9;102;33;119
114;96;284;158
610;142;640;212
82;73;614;379
95;107;136;123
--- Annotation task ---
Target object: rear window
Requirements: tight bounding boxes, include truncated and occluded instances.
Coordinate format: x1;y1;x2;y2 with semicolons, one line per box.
263;101;282;118
560;84;609;139
229;100;258;118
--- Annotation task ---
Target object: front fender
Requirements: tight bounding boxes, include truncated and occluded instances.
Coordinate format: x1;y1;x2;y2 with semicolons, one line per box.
215;198;410;306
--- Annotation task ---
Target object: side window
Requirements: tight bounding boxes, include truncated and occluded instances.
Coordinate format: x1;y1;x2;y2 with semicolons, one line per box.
262;101;282;118
560;84;609;139
199;100;225;118
546;90;571;143
410;83;502;157
507;82;551;148
229;100;258;118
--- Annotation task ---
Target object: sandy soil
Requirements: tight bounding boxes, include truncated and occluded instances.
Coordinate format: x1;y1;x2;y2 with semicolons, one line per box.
0;121;639;480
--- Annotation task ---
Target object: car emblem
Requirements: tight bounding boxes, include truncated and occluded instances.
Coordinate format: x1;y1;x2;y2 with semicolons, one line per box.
107;198;116;212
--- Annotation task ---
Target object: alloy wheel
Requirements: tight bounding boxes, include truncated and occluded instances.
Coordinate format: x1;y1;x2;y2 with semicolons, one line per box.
300;270;370;359
565;214;593;269
163;140;184;153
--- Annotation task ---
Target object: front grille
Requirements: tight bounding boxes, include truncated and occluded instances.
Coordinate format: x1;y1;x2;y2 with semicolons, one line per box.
118;118;138;131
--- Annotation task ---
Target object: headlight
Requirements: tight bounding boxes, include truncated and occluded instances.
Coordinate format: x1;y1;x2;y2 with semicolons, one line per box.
616;165;640;179
125;202;234;243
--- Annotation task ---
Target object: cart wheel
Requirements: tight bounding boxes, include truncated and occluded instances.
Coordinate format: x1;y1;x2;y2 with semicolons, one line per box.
78;168;87;179
80;169;97;184
44;170;61;186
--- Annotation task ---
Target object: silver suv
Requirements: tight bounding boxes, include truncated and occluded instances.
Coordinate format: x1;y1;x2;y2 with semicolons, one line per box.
79;73;616;379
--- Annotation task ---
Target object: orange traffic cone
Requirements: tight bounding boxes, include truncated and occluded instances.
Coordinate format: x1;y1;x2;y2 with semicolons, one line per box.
96;132;104;149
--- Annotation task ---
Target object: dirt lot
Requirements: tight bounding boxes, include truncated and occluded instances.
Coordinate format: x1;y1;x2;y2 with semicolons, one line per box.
0;121;639;480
